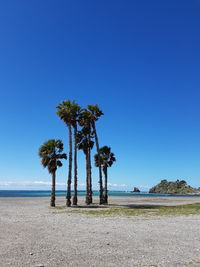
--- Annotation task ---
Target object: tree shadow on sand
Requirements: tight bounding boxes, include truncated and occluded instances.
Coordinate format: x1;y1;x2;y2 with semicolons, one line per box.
122;204;164;209
72;204;109;209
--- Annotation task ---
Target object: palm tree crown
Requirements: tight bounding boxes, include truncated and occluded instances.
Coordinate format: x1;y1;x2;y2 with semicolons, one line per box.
94;146;116;170
56;100;73;125
87;104;104;123
76;128;94;155
39;139;67;173
56;100;82;126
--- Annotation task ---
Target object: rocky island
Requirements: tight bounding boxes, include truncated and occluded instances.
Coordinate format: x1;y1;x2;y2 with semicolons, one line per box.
149;179;200;195
131;187;140;193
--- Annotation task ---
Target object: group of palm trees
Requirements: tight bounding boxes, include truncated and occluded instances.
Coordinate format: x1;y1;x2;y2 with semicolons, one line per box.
39;100;116;207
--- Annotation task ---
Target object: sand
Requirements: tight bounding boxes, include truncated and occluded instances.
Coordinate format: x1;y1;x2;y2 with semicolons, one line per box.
1;196;200;267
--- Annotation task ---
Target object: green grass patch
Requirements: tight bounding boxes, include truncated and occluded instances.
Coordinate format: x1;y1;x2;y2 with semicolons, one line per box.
51;205;67;210
188;260;200;266
156;203;200;216
75;207;151;216
52;203;200;217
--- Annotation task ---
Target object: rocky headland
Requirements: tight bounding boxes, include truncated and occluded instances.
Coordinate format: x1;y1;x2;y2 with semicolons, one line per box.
149;179;200;195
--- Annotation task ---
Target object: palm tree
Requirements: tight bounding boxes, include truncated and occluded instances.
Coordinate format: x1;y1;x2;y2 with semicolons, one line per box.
77;111;94;204
87;104;104;204
94;146;116;204
71;103;82;206
56;100;75;207
39;139;67;207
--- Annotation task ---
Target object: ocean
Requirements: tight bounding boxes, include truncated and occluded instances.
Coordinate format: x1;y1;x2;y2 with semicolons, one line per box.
0;190;200;197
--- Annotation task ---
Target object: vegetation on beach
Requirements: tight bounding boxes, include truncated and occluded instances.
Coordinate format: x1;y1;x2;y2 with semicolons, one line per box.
39;101;200;209
76;110;95;205
94;146;116;204
56;100;81;207
53;203;200;217
39;100;116;207
38;139;67;207
87;104;104;204
149;179;199;194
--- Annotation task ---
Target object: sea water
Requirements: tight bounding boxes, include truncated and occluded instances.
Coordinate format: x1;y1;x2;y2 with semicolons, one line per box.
0;190;199;197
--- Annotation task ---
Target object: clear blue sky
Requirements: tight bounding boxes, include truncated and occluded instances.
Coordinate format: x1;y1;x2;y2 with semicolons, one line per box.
0;0;200;191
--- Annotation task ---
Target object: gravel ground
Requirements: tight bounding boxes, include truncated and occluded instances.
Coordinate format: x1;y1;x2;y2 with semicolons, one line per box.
0;196;200;267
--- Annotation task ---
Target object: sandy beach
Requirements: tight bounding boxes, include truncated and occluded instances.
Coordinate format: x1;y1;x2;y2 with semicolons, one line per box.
1;196;200;267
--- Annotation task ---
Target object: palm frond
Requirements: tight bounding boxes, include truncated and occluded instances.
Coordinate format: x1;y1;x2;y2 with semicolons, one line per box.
57;160;63;167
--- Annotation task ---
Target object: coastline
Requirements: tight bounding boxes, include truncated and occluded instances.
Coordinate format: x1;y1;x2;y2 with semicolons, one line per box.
1;194;200;204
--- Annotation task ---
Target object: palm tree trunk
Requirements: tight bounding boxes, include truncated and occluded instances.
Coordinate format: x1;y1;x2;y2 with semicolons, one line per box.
92;122;104;204
51;171;56;207
66;125;72;207
73;124;78;206
88;147;93;204
104;167;108;204
85;152;90;205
